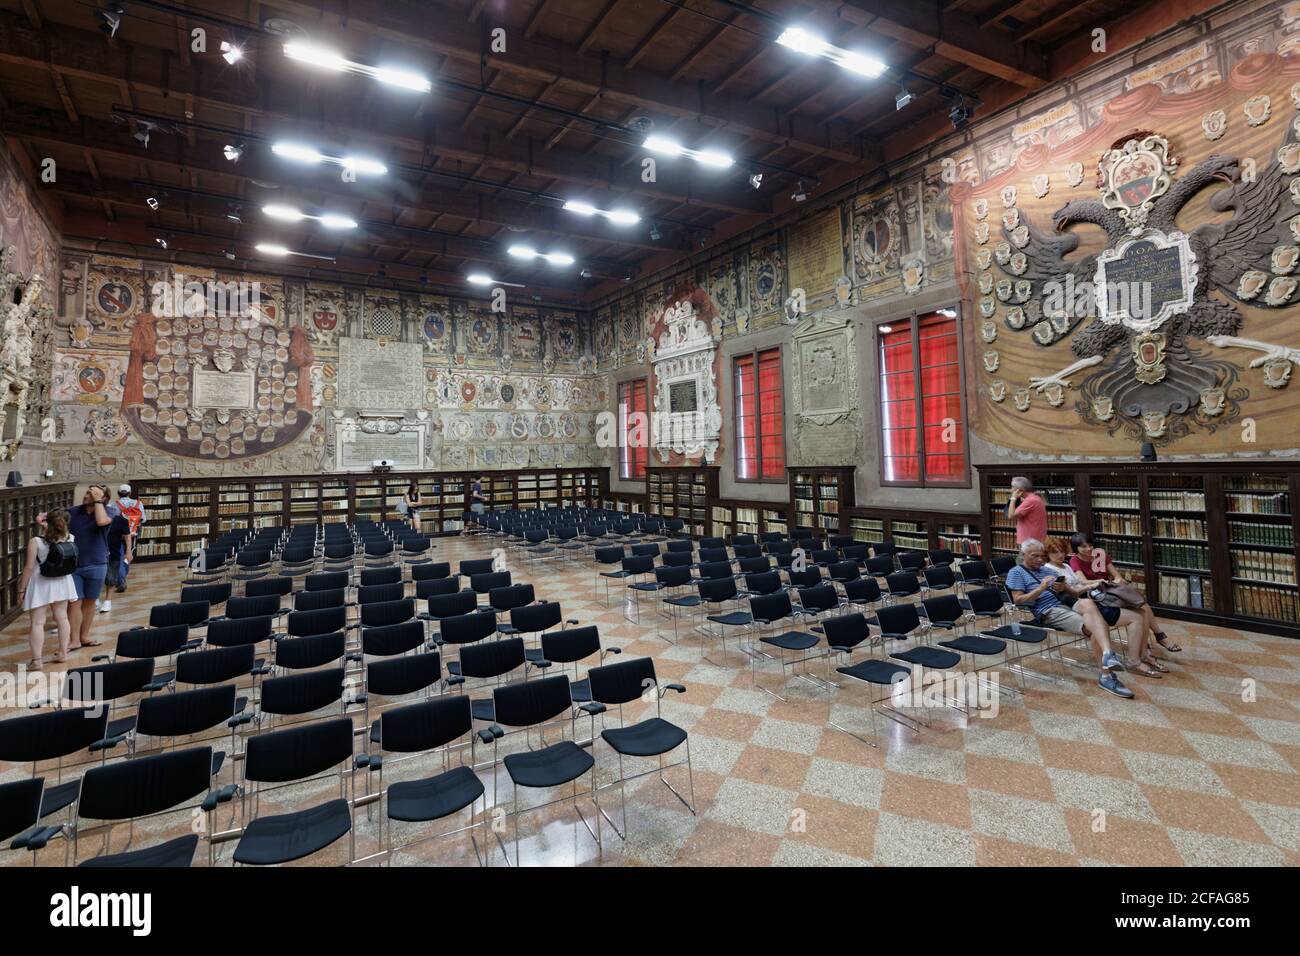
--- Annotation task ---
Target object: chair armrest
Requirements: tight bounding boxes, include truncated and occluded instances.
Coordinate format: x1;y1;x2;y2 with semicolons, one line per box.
89;733;129;753
201;783;240;812
91;653;111;663
662;683;686;694
228;713;256;728
444;675;465;687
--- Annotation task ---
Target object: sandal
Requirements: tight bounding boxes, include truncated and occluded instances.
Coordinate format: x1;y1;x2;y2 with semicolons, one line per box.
1142;654;1170;674
28;658;43;671
1129;661;1164;678
74;639;104;649
1154;633;1182;653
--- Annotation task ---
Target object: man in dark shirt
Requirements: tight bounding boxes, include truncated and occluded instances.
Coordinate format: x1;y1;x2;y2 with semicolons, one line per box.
101;493;132;612
66;483;111;649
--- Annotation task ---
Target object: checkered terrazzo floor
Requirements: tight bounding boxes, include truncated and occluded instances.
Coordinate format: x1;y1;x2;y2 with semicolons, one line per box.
2;533;1298;867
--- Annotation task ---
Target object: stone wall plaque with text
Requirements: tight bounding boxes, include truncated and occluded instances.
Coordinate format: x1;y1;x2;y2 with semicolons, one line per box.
337;337;424;410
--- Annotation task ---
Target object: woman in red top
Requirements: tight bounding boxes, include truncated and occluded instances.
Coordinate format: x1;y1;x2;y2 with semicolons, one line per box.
1069;533;1181;656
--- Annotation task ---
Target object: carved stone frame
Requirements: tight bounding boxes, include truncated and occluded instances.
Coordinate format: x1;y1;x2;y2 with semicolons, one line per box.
788;311;862;466
650;302;721;463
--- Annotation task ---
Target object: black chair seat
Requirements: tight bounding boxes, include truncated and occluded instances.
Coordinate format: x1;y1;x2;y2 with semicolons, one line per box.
502;740;594;789
939;635;1007;656
524;648;545;664
470;698;495;722
80;834;199;868
39;780;82;818
890;646;961;669
629;582;662;592
665;596;702;608
837;659;911;686
601;718;687;758
233;798;351;865
706;611;752;626
760;630;820;651
982;624;1050;644
387;766;484;823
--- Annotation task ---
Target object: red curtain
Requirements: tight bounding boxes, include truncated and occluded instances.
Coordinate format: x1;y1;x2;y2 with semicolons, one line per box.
919;313;965;481
619;380;649;479
735;355;757;479
879;326;918;481
735;348;784;480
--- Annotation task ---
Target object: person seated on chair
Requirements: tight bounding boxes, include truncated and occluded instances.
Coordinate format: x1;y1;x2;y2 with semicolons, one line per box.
1070;532;1179;661
1005;538;1135;698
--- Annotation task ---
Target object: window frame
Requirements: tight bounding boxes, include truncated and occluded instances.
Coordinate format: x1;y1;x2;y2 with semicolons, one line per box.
733;345;786;484
875;306;971;489
617;378;649;481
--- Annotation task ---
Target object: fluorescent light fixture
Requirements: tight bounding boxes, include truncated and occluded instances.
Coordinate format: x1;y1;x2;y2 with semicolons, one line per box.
318;213;358;230
262;203;304;221
220;41;244;65
777;25;886;79
507;245;537;259
466;273;494;286
272;141;325;164
284;40;431;93
340;155;387;176
562;200;640;225
643;135;684;157
644;135;732;169
255;243;289;256
606;208;641;225
545;252;575;266
563;200;598;216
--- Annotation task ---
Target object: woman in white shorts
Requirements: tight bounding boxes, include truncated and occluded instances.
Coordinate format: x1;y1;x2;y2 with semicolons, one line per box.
18;509;79;669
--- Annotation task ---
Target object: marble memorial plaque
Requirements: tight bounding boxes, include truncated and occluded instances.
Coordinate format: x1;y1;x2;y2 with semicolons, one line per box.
337;337;424;410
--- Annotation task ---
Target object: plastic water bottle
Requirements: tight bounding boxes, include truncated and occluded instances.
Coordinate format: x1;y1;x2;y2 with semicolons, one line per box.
1007;604;1020;635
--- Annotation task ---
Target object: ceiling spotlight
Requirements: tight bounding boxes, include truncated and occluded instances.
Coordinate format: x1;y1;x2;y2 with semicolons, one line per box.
154;237;168;249
948;96;974;129
133;129;150;149
895;86;915;111
283;40;431;92
223;143;244;162
226;213;242;224
791;181;809;203
580;269;593;279
220;41;244;65
223;248;237;261
649;223;662;242
146;196;160;211
748;173;763;190
98;5;123;38
777;25;885;78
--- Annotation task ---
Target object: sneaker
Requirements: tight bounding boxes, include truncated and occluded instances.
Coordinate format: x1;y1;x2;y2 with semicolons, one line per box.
1098;672;1134;698
115;583;127;593
1101;650;1125;672
98;600;112;613
94;598;102;612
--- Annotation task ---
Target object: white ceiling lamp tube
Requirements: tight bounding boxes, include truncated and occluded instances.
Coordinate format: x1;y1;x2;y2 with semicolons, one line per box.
283;40;431;93
777;25;886;78
271;141;387;177
563;200;641;225
643;135;733;169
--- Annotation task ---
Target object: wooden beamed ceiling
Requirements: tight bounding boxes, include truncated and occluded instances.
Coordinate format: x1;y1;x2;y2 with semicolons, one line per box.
0;0;1169;305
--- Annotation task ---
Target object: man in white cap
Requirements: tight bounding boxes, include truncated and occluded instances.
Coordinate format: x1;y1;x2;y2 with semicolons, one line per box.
106;484;146;601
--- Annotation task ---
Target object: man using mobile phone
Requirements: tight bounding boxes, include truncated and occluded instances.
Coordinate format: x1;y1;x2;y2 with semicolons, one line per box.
1006;476;1047;545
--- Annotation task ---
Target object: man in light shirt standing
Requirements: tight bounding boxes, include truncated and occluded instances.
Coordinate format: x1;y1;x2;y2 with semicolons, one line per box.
1006;475;1047;545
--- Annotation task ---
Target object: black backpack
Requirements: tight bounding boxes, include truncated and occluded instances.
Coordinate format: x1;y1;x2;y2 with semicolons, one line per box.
39;540;78;578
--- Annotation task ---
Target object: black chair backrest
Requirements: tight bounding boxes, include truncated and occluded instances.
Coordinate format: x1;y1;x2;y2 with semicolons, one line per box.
929;548;956;567
0;708;109;763
661;551;693;568
510;600;562;634
787;568;823;589
228;594;281;620
365;540;394;557
245;576;292;599
288;605;346;638
699;537;726;550
886;571;920;595
259;667;345;716
294;588;345;612
361;620;425;657
459;558;495;576
736;556;770;575
438;610;497;646
137;686;237;739
358;582;405;605
540;625;600;665
150;600;210;629
759;532;784;544
470;570;512;594
991;555;1018;576
380;696;472;753
829;561;861;581
733;544;763;559
180;583;231;607
401;536;430;554
411;562;452;582
872;542;897;557
587;656;657;707
458;637;525;680
797;583;839;613
959;560;993;582
114;624;188;660
822;612;870;651
631;543;660;557
78;746;212;821
206;615;273;648
922;595;965;626
665;540;693;553
812;548;840;564
743;570;782;595
275;631;347;670
924;566;956;589
236;549;271;568
843;576;882;604
964;586;1006;615
767;540;794;555
245;717;353;783
492;674;572;729
359;566;402;587
697;547;729;564
281;544;315;563
490;583;535;612
843;544;870;562
367;652;441;698
828;535;856;549
899;551;927;572
323;542;355;560
64;659;154;703
176;644;255;685
594;546;625;565
654;565;693;588
875;603;921;636
360;598;415;628
427;590;477;619
304;572;349;593
0;779;44;843
750;590;793;623
696;560;732;581
417;576;462;598
621;555;654;575
698;576;738;602
866;556;895;576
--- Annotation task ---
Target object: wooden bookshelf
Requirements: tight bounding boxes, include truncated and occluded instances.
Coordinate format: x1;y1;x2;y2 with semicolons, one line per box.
788;466;856;535
977;462;1300;638
1;482;76;630
710;498;781;540
128;468;606;559
647;466;719;537
841;506;984;555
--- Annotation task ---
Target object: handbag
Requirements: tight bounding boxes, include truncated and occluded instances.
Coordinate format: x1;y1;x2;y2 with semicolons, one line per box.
396;499;409;516
1088;586;1123;609
1101;579;1147;610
